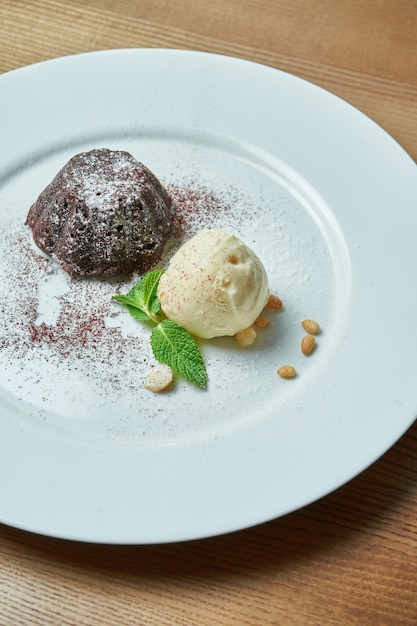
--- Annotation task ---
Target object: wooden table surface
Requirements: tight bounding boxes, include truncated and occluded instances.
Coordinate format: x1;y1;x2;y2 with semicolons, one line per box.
1;1;417;624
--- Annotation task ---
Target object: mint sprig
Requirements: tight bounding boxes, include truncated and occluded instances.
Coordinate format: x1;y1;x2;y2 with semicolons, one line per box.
112;269;208;389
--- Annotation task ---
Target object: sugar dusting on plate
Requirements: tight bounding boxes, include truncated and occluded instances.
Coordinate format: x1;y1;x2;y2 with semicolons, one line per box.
0;183;249;430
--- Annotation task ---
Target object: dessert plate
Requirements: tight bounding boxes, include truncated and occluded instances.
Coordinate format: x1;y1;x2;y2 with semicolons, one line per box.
0;49;416;544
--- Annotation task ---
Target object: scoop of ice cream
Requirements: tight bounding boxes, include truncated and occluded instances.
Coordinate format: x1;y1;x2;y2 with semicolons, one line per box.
157;230;269;339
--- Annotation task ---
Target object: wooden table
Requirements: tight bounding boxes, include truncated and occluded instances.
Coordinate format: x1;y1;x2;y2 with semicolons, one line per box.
1;1;417;624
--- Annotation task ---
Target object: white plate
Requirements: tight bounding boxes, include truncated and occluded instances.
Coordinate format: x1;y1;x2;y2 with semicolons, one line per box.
1;49;416;544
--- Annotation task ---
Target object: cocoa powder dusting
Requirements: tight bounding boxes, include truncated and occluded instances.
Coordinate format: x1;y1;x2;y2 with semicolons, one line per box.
1;183;245;401
168;182;247;237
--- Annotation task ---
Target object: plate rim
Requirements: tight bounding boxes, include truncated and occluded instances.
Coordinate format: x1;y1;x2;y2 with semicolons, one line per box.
1;48;417;544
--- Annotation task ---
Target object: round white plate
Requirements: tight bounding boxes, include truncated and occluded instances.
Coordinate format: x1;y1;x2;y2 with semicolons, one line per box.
1;49;416;544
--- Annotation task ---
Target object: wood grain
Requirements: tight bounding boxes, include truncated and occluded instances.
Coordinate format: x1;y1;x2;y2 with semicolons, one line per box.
1;1;417;624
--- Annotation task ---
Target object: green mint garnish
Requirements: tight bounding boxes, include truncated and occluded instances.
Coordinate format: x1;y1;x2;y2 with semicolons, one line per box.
112;268;165;324
151;320;208;388
112;269;207;389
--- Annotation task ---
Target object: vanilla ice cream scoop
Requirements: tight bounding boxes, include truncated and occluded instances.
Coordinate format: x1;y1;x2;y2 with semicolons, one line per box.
157;230;269;339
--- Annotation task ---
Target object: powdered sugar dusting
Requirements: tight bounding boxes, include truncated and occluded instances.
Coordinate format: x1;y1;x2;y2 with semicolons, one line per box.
0;135;338;446
61;149;145;210
0;182;251;440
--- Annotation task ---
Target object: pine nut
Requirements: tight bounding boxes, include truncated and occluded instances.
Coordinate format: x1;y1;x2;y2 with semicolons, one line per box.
144;363;173;392
254;315;270;328
301;335;316;355
235;327;257;346
266;294;283;311
277;365;296;378
302;319;320;334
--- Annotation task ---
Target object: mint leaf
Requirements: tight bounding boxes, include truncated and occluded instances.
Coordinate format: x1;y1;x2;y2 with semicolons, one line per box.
111;295;152;322
141;269;164;315
151;320;208;388
112;269;165;323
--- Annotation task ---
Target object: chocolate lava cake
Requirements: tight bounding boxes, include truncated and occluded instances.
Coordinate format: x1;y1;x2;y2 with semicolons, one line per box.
26;148;174;277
